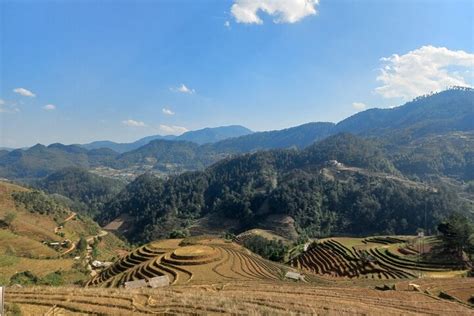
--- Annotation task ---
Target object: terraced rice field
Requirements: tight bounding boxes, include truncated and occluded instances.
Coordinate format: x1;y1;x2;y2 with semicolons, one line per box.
395;277;474;306
289;237;465;280
5;281;472;315
85;238;295;287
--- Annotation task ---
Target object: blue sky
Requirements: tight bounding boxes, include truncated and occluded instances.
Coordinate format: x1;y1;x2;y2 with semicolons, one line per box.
1;0;473;147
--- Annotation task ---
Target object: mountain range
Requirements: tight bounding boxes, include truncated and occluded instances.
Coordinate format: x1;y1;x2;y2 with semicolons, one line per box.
0;88;472;182
80;125;253;153
1;87;472;244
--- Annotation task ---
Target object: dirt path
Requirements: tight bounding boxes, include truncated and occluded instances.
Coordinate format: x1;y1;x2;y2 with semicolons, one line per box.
64;212;76;222
87;230;108;243
61;241;76;256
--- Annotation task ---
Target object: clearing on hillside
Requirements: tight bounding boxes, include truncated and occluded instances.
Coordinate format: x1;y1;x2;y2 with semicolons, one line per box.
0;181;127;284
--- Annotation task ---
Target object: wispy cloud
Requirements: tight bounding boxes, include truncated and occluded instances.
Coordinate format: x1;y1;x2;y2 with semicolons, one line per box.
122;119;147;127
0;99;20;113
159;124;188;135
375;45;474;99
162;107;175;115
43;104;56;111
13;87;36;97
231;0;319;24
224;20;231;28
171;84;195;94
352;102;367;111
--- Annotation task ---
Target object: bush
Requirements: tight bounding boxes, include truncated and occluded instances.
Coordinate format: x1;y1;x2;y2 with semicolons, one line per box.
10;271;39;286
76;237;88;254
169;229;189;238
39;270;65;286
242;235;288;262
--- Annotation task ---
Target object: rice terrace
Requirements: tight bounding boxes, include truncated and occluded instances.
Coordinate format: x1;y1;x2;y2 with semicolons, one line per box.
4;235;474;315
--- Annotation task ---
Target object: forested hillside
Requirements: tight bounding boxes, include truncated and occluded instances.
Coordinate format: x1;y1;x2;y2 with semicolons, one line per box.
99;134;470;243
35;167;125;217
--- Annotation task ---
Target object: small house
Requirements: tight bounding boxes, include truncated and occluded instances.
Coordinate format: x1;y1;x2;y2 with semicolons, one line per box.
124;279;147;289
285;271;305;281
148;275;170;288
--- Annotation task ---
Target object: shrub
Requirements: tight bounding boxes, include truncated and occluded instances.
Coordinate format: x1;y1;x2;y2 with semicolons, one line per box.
242;235;288;262
39;270;65;286
10;271;39;286
169;229;189;238
76;237;88;254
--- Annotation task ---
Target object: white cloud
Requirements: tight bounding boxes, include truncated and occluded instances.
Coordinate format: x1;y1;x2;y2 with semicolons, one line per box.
171;84;195;94
162;108;175;115
13;87;36;97
352;102;367;111
375;45;474;99
43;104;56;111
122;119;147;127
224;20;231;28
231;0;319;24
159;124;188;135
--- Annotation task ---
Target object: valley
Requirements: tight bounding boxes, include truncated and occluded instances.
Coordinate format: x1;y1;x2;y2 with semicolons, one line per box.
1;89;473;315
2;1;474;314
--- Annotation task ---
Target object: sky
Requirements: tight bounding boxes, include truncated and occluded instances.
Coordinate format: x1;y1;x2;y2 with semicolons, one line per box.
1;0;473;148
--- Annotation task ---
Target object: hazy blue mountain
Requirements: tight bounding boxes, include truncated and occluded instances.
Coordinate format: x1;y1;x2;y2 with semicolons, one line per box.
210;122;336;153
177;125;253;144
0;143;118;180
335;87;473;140
80;125;252;153
1;88;472;181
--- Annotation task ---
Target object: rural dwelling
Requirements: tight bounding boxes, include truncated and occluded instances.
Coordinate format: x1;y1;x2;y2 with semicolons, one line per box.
124;279;147;289
148;276;170;288
285;271;305;281
91;260;102;268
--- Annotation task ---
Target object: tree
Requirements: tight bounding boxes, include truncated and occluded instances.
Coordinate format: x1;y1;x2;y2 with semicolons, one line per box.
76;237;88;254
437;213;473;260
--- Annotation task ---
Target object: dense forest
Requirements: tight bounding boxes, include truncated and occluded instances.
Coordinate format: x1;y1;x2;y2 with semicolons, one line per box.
98;134;471;243
35;167;125;217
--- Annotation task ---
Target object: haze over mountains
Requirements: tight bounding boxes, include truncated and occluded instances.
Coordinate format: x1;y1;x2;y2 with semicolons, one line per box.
0;88;472;182
80;125;253;153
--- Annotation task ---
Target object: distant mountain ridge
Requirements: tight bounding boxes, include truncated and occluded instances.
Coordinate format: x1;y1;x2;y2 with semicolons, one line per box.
81;125;253;153
0;88;472;181
335;87;474;139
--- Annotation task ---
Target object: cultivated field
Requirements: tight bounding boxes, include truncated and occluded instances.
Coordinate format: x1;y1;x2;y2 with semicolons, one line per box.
85;237;302;287
5;280;473;315
0;181;127;284
289;236;467;280
4;235;473;315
